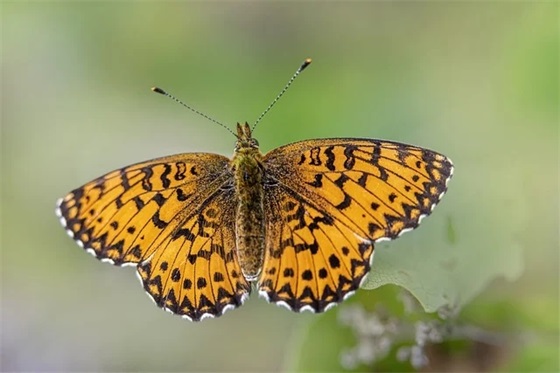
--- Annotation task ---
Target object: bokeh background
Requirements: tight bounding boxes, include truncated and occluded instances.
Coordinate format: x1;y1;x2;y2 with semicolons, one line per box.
2;2;557;372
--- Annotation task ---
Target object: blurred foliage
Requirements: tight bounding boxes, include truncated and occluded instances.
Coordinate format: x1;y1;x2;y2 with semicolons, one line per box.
2;2;558;372
289;286;559;372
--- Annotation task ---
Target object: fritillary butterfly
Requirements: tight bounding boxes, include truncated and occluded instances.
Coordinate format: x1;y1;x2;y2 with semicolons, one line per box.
56;59;453;321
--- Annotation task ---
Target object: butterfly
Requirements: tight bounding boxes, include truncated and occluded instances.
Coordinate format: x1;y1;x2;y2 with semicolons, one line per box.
56;59;453;321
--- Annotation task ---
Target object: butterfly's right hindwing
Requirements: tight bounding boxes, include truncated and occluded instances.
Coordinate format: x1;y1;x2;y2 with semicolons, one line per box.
259;184;374;313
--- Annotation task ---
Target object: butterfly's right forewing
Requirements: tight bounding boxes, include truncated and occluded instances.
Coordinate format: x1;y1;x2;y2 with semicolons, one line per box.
263;139;453;242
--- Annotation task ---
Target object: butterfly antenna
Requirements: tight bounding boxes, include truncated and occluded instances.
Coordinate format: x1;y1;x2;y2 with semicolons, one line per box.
151;87;237;137
252;58;312;132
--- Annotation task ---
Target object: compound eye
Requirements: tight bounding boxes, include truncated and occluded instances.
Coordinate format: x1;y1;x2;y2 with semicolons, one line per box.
251;139;259;147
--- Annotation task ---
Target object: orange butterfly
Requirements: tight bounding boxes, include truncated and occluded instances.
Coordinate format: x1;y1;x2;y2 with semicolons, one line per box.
56;59;453;321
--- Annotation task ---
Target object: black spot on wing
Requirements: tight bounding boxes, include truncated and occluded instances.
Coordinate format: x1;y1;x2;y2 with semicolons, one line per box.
175;162;186;181
152;211;168;229
324;146;336;171
176;189;190;201
328;254;341;269
171;268;181;282
153;192;166;207
343;145;357;170
160;164;172;188
307;174;323;188
141;167;154;191
283;268;295;278
335;193;352;210
197;277;207;289
133;196;144;210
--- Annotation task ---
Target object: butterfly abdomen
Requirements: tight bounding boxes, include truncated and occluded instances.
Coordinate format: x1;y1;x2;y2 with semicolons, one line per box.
232;146;266;282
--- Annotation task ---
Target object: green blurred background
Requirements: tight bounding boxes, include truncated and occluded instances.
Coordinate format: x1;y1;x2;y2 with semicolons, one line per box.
2;2;557;372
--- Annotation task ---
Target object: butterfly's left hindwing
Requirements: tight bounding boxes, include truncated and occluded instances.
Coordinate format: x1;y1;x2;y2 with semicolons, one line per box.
136;189;251;321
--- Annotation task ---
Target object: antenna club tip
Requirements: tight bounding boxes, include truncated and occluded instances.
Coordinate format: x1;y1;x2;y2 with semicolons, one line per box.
151;87;166;95
302;58;312;69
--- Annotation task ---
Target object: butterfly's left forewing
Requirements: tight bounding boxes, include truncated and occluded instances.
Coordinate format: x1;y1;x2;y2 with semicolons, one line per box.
57;153;228;265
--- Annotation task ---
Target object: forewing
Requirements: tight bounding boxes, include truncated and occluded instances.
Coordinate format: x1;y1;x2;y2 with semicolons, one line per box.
56;153;229;265
263;139;453;242
258;139;453;312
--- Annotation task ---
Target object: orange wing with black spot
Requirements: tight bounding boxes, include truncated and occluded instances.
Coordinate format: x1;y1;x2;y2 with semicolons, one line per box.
259;187;374;312
136;189;251;321
56;153;250;321
258;139;453;312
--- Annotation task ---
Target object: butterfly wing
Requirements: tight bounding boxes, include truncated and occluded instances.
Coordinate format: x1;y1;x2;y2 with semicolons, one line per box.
135;187;251;321
258;139;453;312
56;153;250;320
259;186;374;312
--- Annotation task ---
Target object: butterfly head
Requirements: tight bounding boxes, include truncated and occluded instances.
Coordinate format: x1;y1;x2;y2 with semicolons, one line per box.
235;122;259;151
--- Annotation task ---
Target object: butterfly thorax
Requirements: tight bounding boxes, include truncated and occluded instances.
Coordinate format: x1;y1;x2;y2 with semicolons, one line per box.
232;122;265;281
